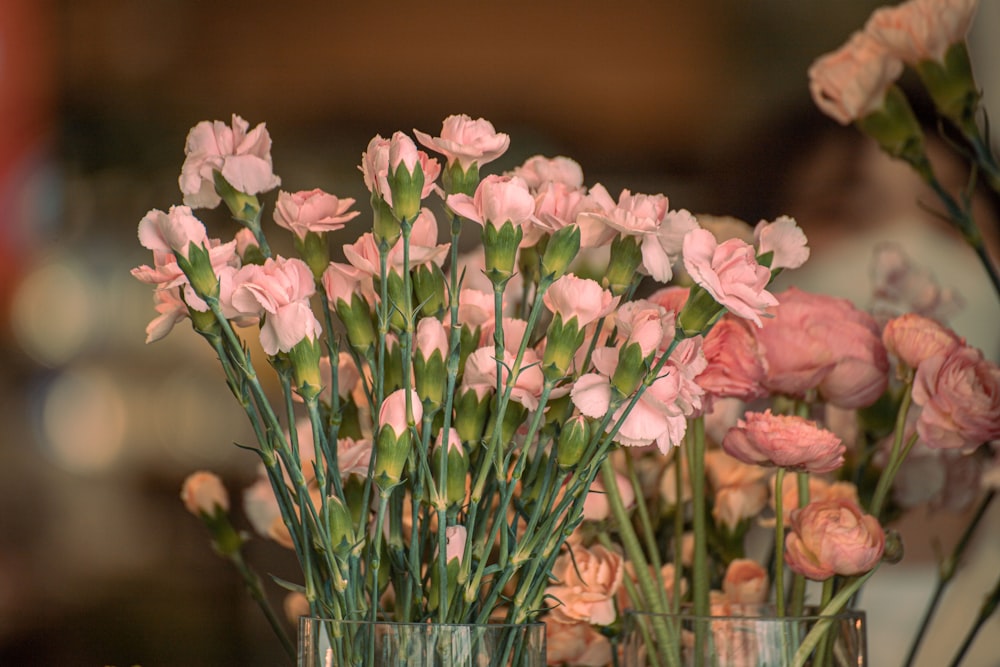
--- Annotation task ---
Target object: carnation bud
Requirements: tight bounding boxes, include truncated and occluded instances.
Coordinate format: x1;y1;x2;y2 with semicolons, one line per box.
443;160;479;197
856;86;931;180
914;43;980;135
556;415;590;469
326;495;357;558
603;234;643;295
335;293;377;354
540;224;581;281
413;263;448;318
375;425;411;490
454;388;492;446
482;221;523;286
542;313;585;380
288;337;323;402
294;230;331;281
433;431;469;507
212;169;262;222
611;341;647;396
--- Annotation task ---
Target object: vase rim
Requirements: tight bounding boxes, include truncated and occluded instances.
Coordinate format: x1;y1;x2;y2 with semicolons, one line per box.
299;616;544;629
623;605;866;622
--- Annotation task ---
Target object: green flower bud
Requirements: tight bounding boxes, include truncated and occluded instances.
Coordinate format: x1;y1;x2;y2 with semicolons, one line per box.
482;221;523;286
375;426;410;490
556;415;590;469
326;495;357;558
413;263;448;318
294;230;331;282
288;336;323;402
433;435;469;507
443;161;480;197
175;242;219;302
454;388;491;446
603;234;643;295
371;192;400;245
915;42;979;133
540;224;581;280
611;341;647;396
414;351;447;412
335;294;377;354
542;313;585;380
677;284;725;336
387;161;425;224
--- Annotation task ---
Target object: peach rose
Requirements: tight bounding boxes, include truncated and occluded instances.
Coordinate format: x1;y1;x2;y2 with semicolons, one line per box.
785;499;885;581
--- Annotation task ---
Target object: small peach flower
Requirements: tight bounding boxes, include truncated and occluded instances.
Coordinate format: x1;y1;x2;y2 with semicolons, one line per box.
546;544;624;626
882;313;962;371
723;559;769;604
865;0;979;64
785;499;885;581
181;471;229;516
414;114;510;170
273;189;360;240
808;31;903;125
753;215;809;270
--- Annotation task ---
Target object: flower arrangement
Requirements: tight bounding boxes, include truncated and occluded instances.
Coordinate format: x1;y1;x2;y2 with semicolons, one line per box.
132;1;1000;665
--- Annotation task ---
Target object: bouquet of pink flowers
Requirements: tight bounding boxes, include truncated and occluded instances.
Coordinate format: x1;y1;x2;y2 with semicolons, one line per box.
133;110;817;663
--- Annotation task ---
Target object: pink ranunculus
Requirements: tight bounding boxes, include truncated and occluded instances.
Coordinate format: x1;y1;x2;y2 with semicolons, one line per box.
543;616;612;667
229;256;322;355
808;31;903;125
509;154;584;190
682;228;777;327
723;559;769;604
866;0;979;64
882;312;962;371
378;388;422;436
137;205;209;260
546;543;624;626
755;287;889;408
753;215;810;270
785;499;885;581
413;114;510;170
179;114;281;208
696;314;768;404
543;273;617;328
181;471;229;516
723;410;845;474
446;174;536;230
273;189;360;240
912;346;1000;451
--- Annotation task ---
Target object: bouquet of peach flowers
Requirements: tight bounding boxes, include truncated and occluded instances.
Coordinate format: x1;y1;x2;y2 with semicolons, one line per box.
133;108;819;664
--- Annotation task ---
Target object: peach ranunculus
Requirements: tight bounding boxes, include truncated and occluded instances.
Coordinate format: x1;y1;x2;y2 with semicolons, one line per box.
413;114;510;170
722;559;769;604
784;499;885;581
229;256;322;355
808;31;903;126
546;543;624;626
272;189;360;240
753;215;809;271
865;0;979;65
882;312;962;371
179;114;281;209
543;616;612;667
911;345;1000;451
722;410;845;474
705;450;769;532
181;471;229;516
754;287;889;409
682;228;777;327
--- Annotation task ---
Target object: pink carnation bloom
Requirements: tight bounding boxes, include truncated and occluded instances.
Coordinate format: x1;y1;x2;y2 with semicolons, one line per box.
722;410;845;474
360;133;441;206
462;346;546;411
531;181;588;237
755;287;889;409
912;346;1000;451
137;205;209;260
583;471;636;522
343;208;450;277
682;228;778;327
181;470;229;516
321;261;375;307
613;300;675;357
866;0;979;64
882;312;962;371
143;287;188;343
808;31;903;125
179;114;281;209
509;155;584;190
273;189;360;240
753;215;809;270
543;273;617;328
446;174;536;230
785;499;885;581
229;256;322;355
413;114;510;170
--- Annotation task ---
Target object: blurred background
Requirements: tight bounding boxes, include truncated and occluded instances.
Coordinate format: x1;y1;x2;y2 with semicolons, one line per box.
1;1;999;665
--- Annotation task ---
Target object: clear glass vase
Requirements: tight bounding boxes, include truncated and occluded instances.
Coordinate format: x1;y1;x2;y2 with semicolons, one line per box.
621;605;867;667
298;617;546;667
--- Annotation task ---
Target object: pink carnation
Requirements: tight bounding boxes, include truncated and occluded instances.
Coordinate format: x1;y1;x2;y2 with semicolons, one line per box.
509;155;584;190
808;31;903;125
179;114;281;208
753;215;809;270
273;189;360;239
413;114;510;170
866;0;979;64
682;228;777;327
543;273;618;328
229;256;321;355
446;174;535;230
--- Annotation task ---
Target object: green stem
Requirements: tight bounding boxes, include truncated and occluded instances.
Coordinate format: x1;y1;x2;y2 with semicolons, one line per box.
773;467;787;618
946;566;1000;667
870;378;915;519
791;567;879;667
683;416;709;667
